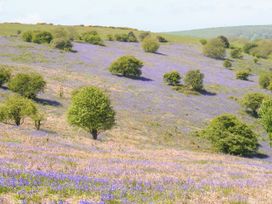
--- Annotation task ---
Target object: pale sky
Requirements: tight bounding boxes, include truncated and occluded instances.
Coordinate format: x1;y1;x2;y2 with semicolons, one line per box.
1;0;272;32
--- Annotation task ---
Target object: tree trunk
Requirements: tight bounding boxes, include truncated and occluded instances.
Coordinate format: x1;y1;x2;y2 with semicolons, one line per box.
91;129;98;140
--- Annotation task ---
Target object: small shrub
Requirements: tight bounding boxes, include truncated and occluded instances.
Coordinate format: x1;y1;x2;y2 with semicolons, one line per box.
231;48;243;59
200;39;207;45
142;37;160;53
67;86;115;140
8;73;46;99
253;58;259;64
259;99;272;145
0;67;11;87
157;36;168;43
223;60;232;69
32;111;45;130
109;56;143;77
0;95;37;126
107;34;114;41
32;31;53;44
22;31;33;42
163;71;181;86
184;70;204;91
243;43;257;54
217;36;230;48
200;114;258;156
203;38;226;59
236;70;250;80
240;92;268;117
259;73;272;89
81;32;104;46
127;32;138;42
139;32;151;41
50;38;73;51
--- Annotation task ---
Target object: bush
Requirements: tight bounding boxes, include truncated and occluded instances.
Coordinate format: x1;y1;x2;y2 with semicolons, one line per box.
22;31;33;42
231;48;243;59
139;32;151;41
127;32;138;42
157;36;168;43
200;39;207;45
107;34;114;41
253;58;259;64
240;92;268;117
259;73;272;89
32;31;53;44
243;43;257;54
114;34;128;42
67;86;115;140
142;37;160;53
217;36;230;48
163;71;181;86
184;70;204;91
109;56;143;77
259;99;272;145
0;95;37;126
236;70;250;80
0;66;11;87
31;111;45;130
200;114;258;156
50;38;73;51
223;60;232;69
203;38;226;59
8;73;46;99
81;32;104;46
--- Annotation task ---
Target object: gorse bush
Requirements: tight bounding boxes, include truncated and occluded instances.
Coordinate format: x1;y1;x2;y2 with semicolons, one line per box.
107;34;114;41
203;38;226;59
200;39;207;45
32;31;53;44
50;38;73;51
68;86;115;140
200;114;258;156
231;48;243;59
109;56;143;77
142;37;160;53
139;32;151;41
250;40;272;59
223;60;232;69
259;73;272;89
81;32;104;46
217;36;230;48
243;42;258;54
114;32;138;42
22;31;33;42
127;32;138;42
0;66;11;87
0;95;37;126
236;70;250;80
8;73;46;99
157;36;168;43
163;71;181;86
259;99;272;145
240;92;268;117
184;70;204;91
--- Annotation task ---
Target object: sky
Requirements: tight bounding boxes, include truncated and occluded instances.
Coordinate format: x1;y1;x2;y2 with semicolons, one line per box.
1;0;272;32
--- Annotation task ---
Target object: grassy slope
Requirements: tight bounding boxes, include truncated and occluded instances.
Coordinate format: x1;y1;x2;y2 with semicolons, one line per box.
0;24;271;203
167;25;272;39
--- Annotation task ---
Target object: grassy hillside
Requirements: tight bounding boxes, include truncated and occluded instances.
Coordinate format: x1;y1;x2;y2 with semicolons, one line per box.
0;23;271;203
168;25;272;39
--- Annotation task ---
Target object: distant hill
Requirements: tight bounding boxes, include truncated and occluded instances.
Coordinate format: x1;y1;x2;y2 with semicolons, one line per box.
168;25;272;40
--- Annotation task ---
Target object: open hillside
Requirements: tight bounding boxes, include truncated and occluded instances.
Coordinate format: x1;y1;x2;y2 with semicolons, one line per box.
0;24;271;203
168;25;272;39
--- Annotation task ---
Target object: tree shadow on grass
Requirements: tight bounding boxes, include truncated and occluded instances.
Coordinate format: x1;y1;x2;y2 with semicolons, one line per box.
115;75;153;82
245;152;269;160
34;98;62;107
174;85;217;96
198;89;217;96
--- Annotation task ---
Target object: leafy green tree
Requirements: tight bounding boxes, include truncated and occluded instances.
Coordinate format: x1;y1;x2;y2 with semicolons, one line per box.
231;48;243;59
223;60;232;69
203;38;226;59
240;92;268;117
142;37;160;53
0;95;37;126
236;70;250;80
217;36;230;48
200;114;258;156
184;70;204;91
0;66;11;87
109;56;143;77
8;73;46;99
259;99;272;145
81;32;104;46
163;71;181;86
67;86;115;140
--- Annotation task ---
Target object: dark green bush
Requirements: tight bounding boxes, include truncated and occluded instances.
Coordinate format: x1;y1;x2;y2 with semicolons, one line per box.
259;99;272;145
22;31;33;42
223;60;232;69
243;43;257;54
107;34;114;41
231;48;243;59
236;70;250;80
259;73;272;89
240;92;268;117
32;31;53;44
163;71;181;86
114;34;129;42
203;38;226;59
68;86;115;140
8;73;46;99
184;70;204;91
157;36;168;43
142;37;160;53
50;38;73;51
250;40;272;59
200;39;207;45
139;32;151;41
109;56;143;77
200;114;258;156
81;32;104;46
0;66;11;87
217;36;230;48
127;32;138;42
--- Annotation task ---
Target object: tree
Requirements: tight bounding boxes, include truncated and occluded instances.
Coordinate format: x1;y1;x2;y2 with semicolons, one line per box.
109;56;143;77
184;70;204;91
259;99;272;145
0;95;37;126
81;32;104;46
0;66;11;87
8;73;46;99
203;38;226;59
31;111;45;130
217;36;230;48
163;71;181;86
142;37;160;53
67;86;115;140
200;114;258;156
240;92;268;117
